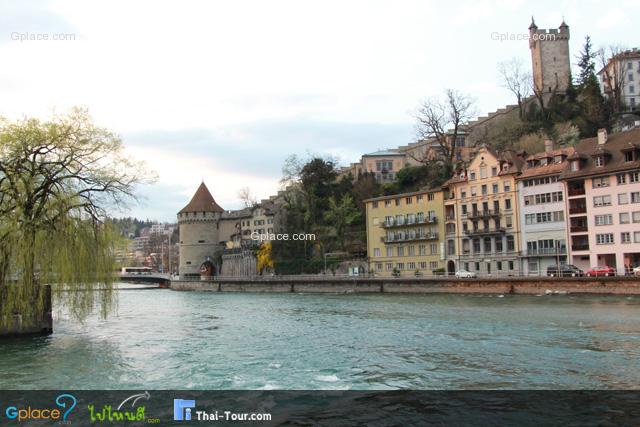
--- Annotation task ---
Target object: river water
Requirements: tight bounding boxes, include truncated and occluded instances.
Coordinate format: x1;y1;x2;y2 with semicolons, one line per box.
1;287;639;390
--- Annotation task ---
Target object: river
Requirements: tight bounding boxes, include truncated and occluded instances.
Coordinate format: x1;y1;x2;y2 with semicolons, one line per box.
1;287;639;389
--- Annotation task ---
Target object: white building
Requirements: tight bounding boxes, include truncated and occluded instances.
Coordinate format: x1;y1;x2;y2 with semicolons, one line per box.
516;141;573;275
598;48;640;112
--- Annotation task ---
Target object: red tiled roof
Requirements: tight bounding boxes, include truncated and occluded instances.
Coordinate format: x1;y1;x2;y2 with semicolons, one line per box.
179;182;224;214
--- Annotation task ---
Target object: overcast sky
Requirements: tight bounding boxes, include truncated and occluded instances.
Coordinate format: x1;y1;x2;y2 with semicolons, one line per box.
1;0;637;221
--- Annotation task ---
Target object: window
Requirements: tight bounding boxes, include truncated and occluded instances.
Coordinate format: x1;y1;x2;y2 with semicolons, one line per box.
386;263;393;271
594;156;604;167
508;261;514;270
635;231;640;243
632;192;640;203
592;177;609;188
497;261;502;271
481;185;487;195
634;211;640;223
625;152;634;162
386;247;393;257
396;263;404;270
429;261;438;269
416;195;423;202
491;167;497;176
376;263;383;271
397;247;404;257
596;233;614;245
492;184;498;194
408;246;415;256
506;216;513;228
384;200;391;207
395;199;400;206
495;237;503;252
620;212;630;224
631;85;636;93
631;172;640;183
484;237;492;252
461;205;468;215
419;245;426;255
504;183;511;192
594;214;613;226
619;193;628;204
408;262;416;270
428;193;435;201
470;172;476;180
430;243;438;254
373;248;381;257
470;187;477;196
480;167;487;179
621;232;631;244
571;161;579;171
505;198;512;210
405;197;413;205
419;262;427;269
507;235;515;251
473;239;481;253
593;195;612;207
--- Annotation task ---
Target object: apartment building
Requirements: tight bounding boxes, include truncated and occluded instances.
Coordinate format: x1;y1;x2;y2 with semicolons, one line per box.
365;189;445;276
516;141;573;275
561;128;640;274
442;145;524;275
597;48;640;112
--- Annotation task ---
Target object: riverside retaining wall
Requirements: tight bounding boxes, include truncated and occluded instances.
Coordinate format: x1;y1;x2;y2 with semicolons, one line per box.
171;277;640;295
0;285;53;338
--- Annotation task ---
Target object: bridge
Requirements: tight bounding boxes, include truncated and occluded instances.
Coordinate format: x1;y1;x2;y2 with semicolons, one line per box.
118;273;171;287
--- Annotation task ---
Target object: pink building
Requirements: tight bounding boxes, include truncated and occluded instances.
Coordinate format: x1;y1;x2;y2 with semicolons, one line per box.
562;127;640;274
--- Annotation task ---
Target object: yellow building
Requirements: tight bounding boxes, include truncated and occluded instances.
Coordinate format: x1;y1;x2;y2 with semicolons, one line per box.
365;189;445;276
442;145;525;276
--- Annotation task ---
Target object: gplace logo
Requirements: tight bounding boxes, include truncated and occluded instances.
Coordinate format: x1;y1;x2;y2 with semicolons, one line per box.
5;393;77;422
174;399;196;421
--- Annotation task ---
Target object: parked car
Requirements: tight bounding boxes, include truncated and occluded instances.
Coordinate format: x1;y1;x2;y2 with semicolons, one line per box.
546;264;584;277
633;266;640;277
586;266;616;277
455;269;477;278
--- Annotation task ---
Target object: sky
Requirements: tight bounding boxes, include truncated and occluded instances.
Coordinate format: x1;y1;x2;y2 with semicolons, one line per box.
0;0;638;221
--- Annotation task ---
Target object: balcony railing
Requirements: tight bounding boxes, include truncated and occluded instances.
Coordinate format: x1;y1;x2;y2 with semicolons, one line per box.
445;215;456;222
380;216;437;228
467;209;500;219
525;248;567;256
571;244;590;251
570;225;588;233
463;227;506;236
568;188;585;196
381;233;439;243
569;206;587;214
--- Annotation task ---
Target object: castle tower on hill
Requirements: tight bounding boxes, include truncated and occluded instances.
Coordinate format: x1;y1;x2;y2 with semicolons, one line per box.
529;17;571;95
177;182;224;278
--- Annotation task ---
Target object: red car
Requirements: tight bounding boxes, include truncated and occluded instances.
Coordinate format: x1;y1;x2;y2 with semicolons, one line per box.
586;266;616;277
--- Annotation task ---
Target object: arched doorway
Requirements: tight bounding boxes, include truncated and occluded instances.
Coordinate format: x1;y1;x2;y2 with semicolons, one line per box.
447;260;456;275
200;260;215;278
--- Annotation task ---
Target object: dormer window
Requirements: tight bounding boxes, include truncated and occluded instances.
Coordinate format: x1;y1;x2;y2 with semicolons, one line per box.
570;160;579;172
594;156;604;167
554;155;563;163
624;151;636;162
503;164;509;172
470;171;476;180
540;158;547;166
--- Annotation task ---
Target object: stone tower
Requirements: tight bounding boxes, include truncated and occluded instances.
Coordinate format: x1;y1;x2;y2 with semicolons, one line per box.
529;17;571;95
177;182;224;278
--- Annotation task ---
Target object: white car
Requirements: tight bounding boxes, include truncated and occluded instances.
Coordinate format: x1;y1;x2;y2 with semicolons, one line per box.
634;266;640;276
455;269;477;278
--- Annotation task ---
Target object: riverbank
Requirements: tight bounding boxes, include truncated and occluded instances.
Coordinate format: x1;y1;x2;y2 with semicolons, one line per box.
170;276;640;295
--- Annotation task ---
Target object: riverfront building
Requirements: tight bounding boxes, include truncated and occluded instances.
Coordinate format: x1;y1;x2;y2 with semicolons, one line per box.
516;140;573;275
442;145;525;276
561;127;640;274
178;182;278;278
365;189;445;276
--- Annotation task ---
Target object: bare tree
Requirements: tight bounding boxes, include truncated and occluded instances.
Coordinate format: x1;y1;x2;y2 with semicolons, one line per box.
415;89;476;165
597;45;627;113
237;187;258;208
498;58;533;119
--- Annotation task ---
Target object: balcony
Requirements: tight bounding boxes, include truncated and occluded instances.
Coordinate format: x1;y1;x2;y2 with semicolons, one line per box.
571;244;590;251
570;225;588;233
467;209;500;219
445;215;456;222
463;227;506;236
569;206;587;214
380;216;437;228
568;188;585;196
525;248;568;256
381;233;439;243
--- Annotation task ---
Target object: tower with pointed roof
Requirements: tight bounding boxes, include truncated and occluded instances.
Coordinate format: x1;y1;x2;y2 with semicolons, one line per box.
529;17;571;96
177;182;225;277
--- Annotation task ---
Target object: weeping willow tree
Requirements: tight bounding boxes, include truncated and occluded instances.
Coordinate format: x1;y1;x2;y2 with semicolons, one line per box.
0;108;153;330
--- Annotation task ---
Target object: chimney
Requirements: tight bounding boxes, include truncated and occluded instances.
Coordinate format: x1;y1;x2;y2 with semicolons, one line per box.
544;139;554;153
597;128;608;145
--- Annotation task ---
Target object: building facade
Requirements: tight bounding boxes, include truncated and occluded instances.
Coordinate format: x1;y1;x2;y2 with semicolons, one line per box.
529;18;571;95
517;141;573;275
365;189;445;276
442;146;524;276
597;48;640;112
177;182;278;278
562;128;640;274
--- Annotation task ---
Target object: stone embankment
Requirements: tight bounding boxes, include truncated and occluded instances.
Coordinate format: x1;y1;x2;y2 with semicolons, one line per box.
171;276;640;295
